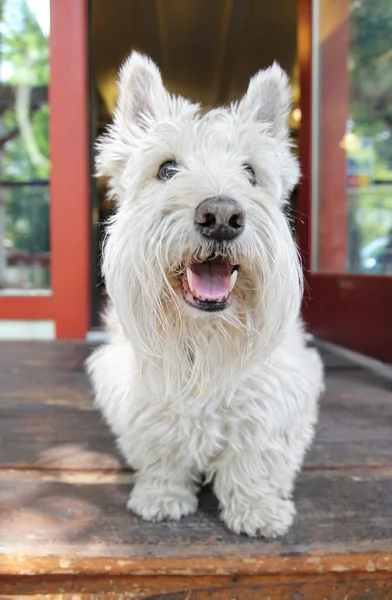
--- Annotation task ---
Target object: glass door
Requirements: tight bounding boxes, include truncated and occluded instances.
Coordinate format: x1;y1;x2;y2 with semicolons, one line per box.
0;0;51;293
298;0;392;361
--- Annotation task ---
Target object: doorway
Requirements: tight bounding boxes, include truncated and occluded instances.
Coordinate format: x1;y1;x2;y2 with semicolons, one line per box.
89;0;300;329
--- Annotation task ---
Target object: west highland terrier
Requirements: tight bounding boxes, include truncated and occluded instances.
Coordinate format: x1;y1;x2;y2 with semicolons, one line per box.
87;51;324;538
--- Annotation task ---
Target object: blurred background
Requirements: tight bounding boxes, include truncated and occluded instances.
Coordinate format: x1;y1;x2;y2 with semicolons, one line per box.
0;0;391;359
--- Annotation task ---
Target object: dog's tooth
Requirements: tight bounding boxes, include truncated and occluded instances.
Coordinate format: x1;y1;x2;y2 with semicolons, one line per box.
229;270;238;292
187;268;195;293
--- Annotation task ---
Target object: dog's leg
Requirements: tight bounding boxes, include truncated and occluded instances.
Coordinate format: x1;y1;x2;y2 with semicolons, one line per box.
213;443;298;538
127;462;199;522
88;342;200;522
213;350;322;538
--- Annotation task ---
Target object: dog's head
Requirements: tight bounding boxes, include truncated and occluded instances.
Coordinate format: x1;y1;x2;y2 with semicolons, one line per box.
98;52;302;368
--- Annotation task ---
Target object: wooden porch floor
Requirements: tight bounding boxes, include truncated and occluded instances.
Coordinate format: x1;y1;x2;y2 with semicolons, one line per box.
1;342;392;599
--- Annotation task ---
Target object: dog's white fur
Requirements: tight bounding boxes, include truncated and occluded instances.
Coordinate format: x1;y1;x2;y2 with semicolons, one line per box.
87;52;324;537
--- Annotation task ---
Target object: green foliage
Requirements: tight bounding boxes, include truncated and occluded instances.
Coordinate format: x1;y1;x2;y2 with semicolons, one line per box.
1;0;49;86
350;187;392;246
1;0;50;256
3;104;50;181
344;0;392;272
350;0;392;175
5;185;49;252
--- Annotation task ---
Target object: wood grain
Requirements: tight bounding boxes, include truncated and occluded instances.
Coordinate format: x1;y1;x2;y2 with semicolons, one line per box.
1;341;392;598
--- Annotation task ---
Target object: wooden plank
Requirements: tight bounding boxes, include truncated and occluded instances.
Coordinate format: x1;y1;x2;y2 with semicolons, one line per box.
306;439;392;468
1;468;392;562
1;571;392;599
323;368;392;397
1;341;392;598
0;342;121;470
0;441;124;471
0;341;91;406
2;373;392;470
2;403;392;470
0;341;90;368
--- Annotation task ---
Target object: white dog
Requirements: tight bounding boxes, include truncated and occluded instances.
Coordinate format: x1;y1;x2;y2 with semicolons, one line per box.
87;52;324;538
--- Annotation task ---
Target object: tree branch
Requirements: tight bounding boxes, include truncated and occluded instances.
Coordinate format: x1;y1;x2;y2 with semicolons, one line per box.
0;127;21;147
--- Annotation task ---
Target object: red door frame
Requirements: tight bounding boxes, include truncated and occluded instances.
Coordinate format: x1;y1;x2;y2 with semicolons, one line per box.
298;0;392;362
0;0;91;338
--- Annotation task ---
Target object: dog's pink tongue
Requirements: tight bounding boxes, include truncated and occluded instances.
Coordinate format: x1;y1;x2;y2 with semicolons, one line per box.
190;260;232;300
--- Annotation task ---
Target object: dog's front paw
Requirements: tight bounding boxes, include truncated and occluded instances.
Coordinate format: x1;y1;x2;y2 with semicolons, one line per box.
127;481;198;522
221;497;295;538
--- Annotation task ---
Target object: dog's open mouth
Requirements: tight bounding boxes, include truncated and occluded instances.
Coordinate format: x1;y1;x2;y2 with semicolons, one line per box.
181;258;238;311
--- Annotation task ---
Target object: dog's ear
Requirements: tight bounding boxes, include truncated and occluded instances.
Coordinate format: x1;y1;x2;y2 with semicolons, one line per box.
116;51;167;129
238;62;291;139
96;52;168;194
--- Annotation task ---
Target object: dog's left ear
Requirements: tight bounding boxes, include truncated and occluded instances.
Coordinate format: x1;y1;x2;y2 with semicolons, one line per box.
238;63;291;140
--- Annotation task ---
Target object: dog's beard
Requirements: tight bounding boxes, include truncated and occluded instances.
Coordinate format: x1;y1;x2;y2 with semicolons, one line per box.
102;204;302;407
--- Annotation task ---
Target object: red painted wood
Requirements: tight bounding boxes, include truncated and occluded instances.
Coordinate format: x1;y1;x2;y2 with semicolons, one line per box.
0;296;54;320
304;275;392;361
298;0;392;362
49;0;90;338
318;0;349;271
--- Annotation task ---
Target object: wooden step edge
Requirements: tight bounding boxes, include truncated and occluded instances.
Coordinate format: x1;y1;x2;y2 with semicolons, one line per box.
0;548;391;577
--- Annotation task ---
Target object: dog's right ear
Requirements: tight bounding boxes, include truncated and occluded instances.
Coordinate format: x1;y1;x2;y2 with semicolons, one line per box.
237;62;292;140
116;51;167;130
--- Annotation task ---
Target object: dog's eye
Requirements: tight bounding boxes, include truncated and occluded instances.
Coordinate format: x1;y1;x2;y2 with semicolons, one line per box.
243;164;256;186
158;160;178;181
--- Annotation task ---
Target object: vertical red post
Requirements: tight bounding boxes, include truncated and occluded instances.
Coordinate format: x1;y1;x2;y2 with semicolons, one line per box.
298;0;313;273
49;0;90;338
318;0;349;271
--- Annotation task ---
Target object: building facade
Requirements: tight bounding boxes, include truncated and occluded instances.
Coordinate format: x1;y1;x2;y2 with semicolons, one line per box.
0;0;391;361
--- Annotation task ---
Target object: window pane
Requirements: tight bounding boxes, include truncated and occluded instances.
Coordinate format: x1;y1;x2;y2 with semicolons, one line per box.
0;0;51;292
313;0;392;275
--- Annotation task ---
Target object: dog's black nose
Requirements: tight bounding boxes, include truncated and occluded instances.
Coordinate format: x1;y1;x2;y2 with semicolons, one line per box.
194;197;245;242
